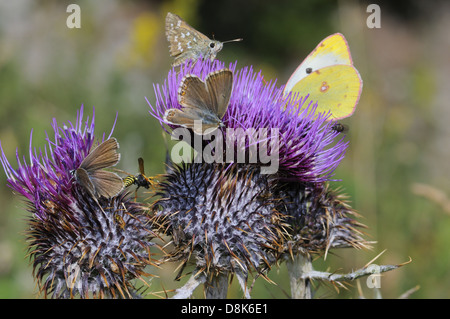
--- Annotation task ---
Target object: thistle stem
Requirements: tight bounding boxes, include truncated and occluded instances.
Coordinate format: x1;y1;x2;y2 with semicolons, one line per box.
204;273;229;299
172;273;206;299
286;253;313;299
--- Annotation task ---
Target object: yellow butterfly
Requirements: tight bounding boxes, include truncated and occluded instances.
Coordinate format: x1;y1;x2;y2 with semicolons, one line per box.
283;33;362;120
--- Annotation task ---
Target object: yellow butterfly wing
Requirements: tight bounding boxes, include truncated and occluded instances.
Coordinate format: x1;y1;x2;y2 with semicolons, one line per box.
284;33;363;120
290;65;362;120
308;33;353;65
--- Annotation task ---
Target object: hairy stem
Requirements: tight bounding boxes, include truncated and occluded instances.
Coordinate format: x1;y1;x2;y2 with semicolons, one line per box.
171;273;206;299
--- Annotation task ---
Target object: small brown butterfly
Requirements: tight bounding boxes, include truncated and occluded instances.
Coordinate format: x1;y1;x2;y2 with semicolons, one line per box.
74;138;124;199
163;68;233;135
165;12;242;67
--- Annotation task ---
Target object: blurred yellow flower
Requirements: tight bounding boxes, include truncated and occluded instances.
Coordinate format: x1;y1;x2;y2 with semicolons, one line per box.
126;11;161;67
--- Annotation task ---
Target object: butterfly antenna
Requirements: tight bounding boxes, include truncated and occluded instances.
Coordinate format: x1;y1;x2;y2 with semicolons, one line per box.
222;38;243;43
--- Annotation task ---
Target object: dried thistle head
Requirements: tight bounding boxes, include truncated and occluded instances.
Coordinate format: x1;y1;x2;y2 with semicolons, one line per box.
153;163;287;281
28;191;155;298
276;182;369;258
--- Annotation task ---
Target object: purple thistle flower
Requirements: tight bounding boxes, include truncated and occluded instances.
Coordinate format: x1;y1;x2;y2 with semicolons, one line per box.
0;106;155;298
147;58;348;183
1;107;97;219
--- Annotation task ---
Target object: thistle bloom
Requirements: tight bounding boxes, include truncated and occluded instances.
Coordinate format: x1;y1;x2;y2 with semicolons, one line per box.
0;106;155;298
148;59;348;183
144;59;358;298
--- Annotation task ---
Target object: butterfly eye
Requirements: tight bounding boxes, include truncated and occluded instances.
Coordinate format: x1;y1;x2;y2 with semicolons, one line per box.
306;67;313;74
209;42;215;48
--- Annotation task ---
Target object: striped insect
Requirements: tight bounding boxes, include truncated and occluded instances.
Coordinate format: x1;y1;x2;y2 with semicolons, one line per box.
123;157;156;196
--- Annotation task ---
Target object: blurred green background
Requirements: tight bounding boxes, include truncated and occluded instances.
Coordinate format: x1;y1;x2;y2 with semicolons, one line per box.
1;0;449;298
